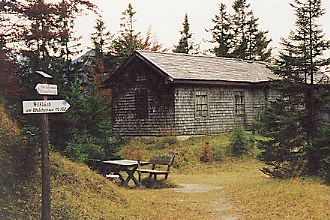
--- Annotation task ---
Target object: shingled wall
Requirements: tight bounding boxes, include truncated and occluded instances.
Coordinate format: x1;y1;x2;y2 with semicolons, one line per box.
111;59;175;136
110;52;278;136
173;85;274;135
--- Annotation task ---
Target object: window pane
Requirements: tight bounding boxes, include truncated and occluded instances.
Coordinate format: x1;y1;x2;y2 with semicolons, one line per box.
135;89;148;119
195;90;208;117
234;91;245;115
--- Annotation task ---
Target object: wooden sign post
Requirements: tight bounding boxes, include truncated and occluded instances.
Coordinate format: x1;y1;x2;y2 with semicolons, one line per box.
23;71;70;220
38;71;52;220
40;93;51;220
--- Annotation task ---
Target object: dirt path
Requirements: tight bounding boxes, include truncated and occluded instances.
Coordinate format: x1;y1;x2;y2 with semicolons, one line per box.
171;183;242;220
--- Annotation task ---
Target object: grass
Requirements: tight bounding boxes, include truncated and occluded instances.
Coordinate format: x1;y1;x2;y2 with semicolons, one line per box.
4;159;330;220
171;159;330;219
1;108;329;220
118;135;329;219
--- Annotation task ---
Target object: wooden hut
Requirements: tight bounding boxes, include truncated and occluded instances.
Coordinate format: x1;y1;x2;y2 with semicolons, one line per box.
107;50;278;136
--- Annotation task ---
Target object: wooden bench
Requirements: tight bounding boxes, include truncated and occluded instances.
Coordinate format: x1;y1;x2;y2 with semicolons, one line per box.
138;155;175;182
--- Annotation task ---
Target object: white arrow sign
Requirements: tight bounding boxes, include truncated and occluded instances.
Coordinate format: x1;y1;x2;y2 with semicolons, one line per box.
35;84;58;95
23;100;70;114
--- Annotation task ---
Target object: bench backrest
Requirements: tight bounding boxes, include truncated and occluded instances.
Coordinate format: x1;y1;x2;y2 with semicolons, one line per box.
149;155;175;166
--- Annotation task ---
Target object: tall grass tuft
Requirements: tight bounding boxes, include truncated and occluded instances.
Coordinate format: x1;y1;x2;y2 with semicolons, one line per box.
119;139;149;160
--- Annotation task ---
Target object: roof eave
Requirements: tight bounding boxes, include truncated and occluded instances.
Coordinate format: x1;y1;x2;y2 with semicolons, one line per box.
169;79;277;86
105;51;174;87
135;51;174;82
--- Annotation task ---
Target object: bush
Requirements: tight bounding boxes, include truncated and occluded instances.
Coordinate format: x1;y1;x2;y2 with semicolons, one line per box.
157;136;178;149
229;124;255;157
64;134;105;162
119;139;148;160
200;142;213;163
140;136;179;150
168;147;199;172
313;123;330;185
213;145;226;162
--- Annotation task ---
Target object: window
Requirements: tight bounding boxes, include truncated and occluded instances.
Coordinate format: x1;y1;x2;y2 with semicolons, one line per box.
135;88;148;119
234;91;245;115
195;89;208;117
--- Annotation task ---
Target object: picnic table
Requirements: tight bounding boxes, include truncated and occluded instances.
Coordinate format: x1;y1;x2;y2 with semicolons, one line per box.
103;159;147;188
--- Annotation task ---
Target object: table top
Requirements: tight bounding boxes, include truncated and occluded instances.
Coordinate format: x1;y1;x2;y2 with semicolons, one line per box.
103;159;138;166
103;159;149;166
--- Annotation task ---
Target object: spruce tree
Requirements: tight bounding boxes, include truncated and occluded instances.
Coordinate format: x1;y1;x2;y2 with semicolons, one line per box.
52;76;115;161
173;13;193;54
209;3;232;57
111;4;165;68
209;0;271;60
259;0;330;178
112;3;141;57
91;16;112;57
55;0;95;66
230;0;271;60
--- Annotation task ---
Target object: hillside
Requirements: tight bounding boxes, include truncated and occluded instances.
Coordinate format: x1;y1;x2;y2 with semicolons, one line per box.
0;104;126;219
1;103;329;219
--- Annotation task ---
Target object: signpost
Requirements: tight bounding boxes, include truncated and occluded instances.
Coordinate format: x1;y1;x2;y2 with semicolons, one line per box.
22;71;70;220
35;84;58;96
23;100;70;114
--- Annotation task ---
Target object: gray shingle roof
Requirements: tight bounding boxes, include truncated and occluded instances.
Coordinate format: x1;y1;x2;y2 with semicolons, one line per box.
136;50;278;83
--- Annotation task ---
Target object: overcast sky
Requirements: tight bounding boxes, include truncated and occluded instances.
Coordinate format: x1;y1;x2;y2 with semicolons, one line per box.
74;0;330;55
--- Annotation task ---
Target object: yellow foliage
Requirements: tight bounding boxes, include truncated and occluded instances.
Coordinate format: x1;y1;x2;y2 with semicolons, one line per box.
0;104;20;141
50;153;128;219
120;139;149;160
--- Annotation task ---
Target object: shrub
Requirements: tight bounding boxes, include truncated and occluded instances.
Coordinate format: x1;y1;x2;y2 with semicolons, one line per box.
229;124;255;157
213;145;226;162
157;136;178;149
169;147;199;172
142;136;179;150
119;139;148;160
200;142;213;163
64;134;105;162
313;123;330;185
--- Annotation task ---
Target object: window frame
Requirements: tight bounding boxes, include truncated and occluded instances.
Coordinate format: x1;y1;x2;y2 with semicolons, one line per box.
194;89;209;118
234;91;245;116
135;88;148;119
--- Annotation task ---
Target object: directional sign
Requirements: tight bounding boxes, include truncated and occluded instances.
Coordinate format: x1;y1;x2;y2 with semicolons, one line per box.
23;100;70;114
36;70;53;79
35;84;58;95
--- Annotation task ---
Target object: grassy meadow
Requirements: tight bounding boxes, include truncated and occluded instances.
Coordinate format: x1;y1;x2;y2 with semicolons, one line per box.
1;105;329;219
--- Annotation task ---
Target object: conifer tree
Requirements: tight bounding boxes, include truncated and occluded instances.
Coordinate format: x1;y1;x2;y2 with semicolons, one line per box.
55;0;96;66
111;3;165;69
231;0;271;60
91;16;112;57
209;0;271;60
259;0;330;178
209;3;232;57
112;3;141;57
173;14;193;54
